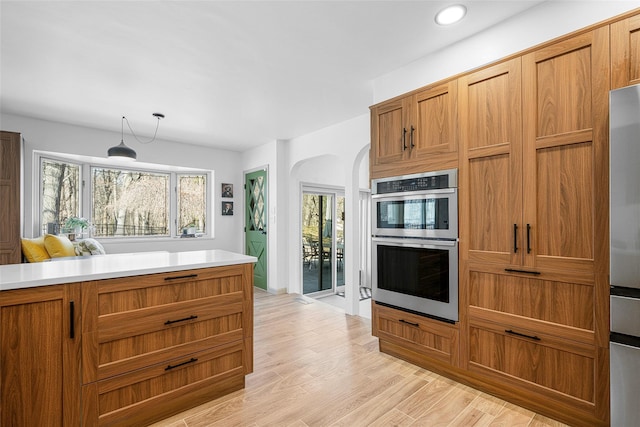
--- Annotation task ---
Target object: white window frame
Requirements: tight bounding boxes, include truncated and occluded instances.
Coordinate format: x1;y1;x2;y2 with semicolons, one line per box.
34;151;213;240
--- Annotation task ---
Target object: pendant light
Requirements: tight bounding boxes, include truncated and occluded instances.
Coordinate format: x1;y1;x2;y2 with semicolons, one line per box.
107;113;164;160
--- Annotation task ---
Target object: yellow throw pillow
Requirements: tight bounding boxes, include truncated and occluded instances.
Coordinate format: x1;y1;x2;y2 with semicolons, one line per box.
21;236;51;262
44;234;77;258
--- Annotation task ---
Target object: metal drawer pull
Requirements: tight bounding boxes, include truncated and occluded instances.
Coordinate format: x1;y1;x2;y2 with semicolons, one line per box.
505;329;541;341
69;301;75;339
504;268;541;275
165;357;198;371
164;274;198;281
526;223;532;253
399;319;419;327
165;315;198;325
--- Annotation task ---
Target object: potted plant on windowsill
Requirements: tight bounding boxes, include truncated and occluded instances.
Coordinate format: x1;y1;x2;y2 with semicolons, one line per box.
63;216;90;241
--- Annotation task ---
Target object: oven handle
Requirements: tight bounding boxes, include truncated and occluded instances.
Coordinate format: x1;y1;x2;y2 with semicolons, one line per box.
372;237;458;248
371;188;457;199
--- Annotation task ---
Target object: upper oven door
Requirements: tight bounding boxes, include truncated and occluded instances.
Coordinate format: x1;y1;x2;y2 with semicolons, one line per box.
372;189;458;239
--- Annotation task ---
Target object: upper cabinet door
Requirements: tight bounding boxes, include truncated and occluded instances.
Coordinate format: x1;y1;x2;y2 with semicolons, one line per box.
459;58;523;267
412;80;458;159
522;27;610;273
370;97;410;168
611;12;640;89
370;83;459;180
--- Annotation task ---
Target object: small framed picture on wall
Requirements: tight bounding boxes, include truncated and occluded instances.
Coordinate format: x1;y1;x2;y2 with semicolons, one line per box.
222;201;234;216
222;183;233;198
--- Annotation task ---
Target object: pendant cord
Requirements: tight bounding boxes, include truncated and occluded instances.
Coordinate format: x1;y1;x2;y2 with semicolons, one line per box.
122;115;162;145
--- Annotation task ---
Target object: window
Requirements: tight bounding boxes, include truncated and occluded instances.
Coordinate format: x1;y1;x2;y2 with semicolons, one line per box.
91;167;170;237
177;174;207;232
38;154;210;238
40;157;81;234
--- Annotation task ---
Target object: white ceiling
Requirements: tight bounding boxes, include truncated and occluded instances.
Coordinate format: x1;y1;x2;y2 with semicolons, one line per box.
0;0;546;152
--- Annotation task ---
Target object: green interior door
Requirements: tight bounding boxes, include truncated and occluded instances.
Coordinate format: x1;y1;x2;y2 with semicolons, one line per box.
245;169;267;289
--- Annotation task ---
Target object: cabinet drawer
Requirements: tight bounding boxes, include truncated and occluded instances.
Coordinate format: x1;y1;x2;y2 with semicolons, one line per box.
82;265;251;383
93;266;246;316
468;318;595;406
373;303;459;366
82;341;245;427
468;269;595;343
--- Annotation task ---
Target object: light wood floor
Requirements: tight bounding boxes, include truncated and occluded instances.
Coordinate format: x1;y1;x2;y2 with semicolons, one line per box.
151;290;568;427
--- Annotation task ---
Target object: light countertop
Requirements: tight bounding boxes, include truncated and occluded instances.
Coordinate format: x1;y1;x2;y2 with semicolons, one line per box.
0;250;257;292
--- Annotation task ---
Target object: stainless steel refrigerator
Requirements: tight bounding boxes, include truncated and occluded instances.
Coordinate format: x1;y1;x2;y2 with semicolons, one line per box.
610;83;640;426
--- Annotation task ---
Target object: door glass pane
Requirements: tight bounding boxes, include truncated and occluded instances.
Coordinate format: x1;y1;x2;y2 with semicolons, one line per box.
302;193;334;294
336;196;345;287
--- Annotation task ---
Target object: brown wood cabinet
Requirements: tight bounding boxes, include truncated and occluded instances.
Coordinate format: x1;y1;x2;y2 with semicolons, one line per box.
372;302;459;370
370;80;458;179
0;284;82;427
372;10;634;427
0;131;21;265
458;27;610;426
81;264;254;427
611;13;640;89
1;262;253;427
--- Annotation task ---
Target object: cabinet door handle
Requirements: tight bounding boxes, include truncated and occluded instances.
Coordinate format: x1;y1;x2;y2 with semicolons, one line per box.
526;223;532;253
165;357;198;371
399;319;419;327
164;274;198;281
402;127;408;151
513;223;518;253
410;125;415;149
504;268;541;275
165;315;198;325
69;300;75;339
505;329;541;341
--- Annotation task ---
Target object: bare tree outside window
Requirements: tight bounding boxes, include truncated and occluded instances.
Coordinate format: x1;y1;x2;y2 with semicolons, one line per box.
37;153;211;238
40;158;80;233
178;174;207;233
91;167;169;237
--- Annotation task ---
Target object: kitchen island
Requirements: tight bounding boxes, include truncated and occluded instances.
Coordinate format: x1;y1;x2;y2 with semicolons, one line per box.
0;250;256;427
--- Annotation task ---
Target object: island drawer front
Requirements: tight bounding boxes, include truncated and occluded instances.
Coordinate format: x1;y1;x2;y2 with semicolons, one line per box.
468;317;596;408
82;265;253;381
92;265;247;316
373;302;459;366
82;341;245;427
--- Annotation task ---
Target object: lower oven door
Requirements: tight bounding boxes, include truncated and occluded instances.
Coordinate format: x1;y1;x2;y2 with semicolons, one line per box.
372;237;458;323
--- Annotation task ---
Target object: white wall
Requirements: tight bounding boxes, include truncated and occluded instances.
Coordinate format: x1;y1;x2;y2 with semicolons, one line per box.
287;113;370;314
2;113;245;254
374;1;640;102
241;140;289;294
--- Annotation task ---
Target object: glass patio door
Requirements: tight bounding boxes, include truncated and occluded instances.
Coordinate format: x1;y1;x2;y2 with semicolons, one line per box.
302;190;345;295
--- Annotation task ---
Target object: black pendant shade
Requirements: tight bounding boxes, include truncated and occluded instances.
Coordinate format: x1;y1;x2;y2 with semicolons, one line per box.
107;114;163;161
107;140;137;160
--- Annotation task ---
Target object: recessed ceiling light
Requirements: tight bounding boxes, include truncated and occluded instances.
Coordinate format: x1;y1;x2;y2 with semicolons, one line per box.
435;4;467;26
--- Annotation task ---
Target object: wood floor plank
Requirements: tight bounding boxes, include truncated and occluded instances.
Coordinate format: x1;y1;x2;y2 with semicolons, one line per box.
149;290;567;427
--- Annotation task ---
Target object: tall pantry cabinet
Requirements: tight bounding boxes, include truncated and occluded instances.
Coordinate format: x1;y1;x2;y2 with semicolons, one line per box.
0;131;21;265
458;27;610;425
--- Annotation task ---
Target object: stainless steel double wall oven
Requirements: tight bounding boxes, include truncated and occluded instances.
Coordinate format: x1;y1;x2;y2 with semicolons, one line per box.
372;169;459;323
